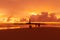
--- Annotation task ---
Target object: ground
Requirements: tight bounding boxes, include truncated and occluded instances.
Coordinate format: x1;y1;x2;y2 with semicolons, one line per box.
0;27;60;40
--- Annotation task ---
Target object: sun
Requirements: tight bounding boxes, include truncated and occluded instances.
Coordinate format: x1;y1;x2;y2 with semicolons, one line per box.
30;12;37;15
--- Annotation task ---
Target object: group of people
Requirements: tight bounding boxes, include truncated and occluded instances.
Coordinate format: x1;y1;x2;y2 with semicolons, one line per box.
28;12;60;28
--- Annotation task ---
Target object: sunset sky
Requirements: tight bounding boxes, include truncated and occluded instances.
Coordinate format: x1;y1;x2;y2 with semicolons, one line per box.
0;0;60;18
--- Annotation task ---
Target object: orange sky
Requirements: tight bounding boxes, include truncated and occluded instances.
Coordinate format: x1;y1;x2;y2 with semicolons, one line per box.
0;0;60;18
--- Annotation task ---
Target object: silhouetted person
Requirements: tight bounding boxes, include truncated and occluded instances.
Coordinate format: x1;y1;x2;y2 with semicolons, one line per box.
29;19;32;29
37;23;47;28
37;23;40;28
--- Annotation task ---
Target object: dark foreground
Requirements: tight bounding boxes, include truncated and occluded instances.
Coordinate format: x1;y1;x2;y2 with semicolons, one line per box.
0;27;60;40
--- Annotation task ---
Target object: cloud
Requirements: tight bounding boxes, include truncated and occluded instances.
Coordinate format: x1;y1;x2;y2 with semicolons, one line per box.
0;0;60;18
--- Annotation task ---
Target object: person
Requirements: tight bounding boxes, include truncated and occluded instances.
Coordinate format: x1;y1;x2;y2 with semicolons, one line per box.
29;19;32;29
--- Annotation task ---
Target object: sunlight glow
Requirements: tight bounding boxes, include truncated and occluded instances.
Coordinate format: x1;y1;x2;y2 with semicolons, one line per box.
30;12;37;15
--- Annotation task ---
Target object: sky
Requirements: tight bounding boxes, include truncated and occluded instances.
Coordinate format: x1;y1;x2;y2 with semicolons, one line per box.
0;0;60;18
